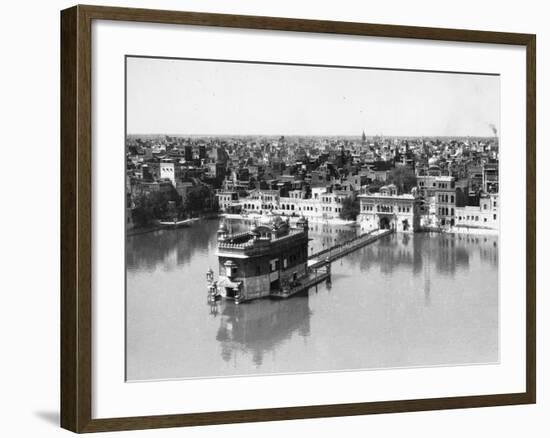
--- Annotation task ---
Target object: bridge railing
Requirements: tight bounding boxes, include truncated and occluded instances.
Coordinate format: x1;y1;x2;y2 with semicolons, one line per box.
309;228;380;260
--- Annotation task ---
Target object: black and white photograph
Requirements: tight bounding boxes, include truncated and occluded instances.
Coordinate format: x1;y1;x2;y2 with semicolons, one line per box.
125;56;500;382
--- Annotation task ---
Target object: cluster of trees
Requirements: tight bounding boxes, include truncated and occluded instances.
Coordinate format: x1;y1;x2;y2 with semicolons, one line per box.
338;167;417;222
182;184;216;217
340;195;360;221
388;166;417;193
131;184;218;228
131;190;176;228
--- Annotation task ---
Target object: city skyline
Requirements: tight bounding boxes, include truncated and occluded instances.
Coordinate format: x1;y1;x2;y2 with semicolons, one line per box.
126;57;500;138
126;56;500;380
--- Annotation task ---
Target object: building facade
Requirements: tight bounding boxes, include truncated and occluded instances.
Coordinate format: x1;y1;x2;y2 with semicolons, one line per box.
216;191;240;212
434;176;457;227
238;188;349;221
455;193;499;230
215;215;309;302
159;160;176;186
358;185;421;233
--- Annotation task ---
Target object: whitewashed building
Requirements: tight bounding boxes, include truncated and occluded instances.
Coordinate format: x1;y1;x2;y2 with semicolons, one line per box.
358;185;421;233
159;160;176;186
455;193;499;231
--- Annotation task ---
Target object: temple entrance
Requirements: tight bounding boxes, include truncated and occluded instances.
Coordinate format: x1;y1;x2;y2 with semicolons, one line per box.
379;216;391;230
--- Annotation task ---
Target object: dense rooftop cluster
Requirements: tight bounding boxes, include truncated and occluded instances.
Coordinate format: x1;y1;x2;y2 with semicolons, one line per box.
126;132;499;231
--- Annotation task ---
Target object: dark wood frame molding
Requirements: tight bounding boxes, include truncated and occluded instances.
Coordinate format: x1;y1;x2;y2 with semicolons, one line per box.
61;4;536;433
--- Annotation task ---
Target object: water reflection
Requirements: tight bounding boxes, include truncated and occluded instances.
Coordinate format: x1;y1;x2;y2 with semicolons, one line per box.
308;223;360;254
126;219;499;381
215;295;311;366
126;219;248;272
353;232;497;276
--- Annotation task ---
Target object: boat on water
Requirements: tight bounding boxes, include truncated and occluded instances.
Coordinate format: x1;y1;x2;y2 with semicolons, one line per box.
158;217;199;228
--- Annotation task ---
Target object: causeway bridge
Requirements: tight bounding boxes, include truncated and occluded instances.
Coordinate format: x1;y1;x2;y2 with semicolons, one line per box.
270;228;392;299
307;228;392;269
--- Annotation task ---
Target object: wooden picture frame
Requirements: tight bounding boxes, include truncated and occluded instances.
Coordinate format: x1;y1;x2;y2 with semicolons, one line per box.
61;4;536;433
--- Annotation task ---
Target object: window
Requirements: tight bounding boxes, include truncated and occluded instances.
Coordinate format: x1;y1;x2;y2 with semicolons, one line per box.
494;214;497;220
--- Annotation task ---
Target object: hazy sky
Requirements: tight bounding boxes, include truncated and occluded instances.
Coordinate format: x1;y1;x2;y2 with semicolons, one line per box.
126;56;500;137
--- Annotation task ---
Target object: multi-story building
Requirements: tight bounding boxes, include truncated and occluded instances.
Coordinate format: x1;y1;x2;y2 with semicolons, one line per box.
434;176;456;227
319;191;345;218
482;162;499;193
468;166;483;193
198;145;207;161
216;191;240;212
417;175;439;198
159;160;176;186
278;193;324;219
184;145;193;162
215;215;309;301
358;184;421;233
238;187;352;221
365;162;392;182
239;189;278;213
126;134;499;235
455;193;499;230
206;162;226;180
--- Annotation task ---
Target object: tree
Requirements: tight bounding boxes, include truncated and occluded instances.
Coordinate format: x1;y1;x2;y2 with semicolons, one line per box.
340;195;360;221
388;166;417;193
131;193;159;227
183;184;214;216
131;187;181;227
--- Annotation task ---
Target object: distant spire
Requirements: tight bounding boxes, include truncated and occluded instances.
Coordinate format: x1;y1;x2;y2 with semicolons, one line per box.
361;130;366;145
